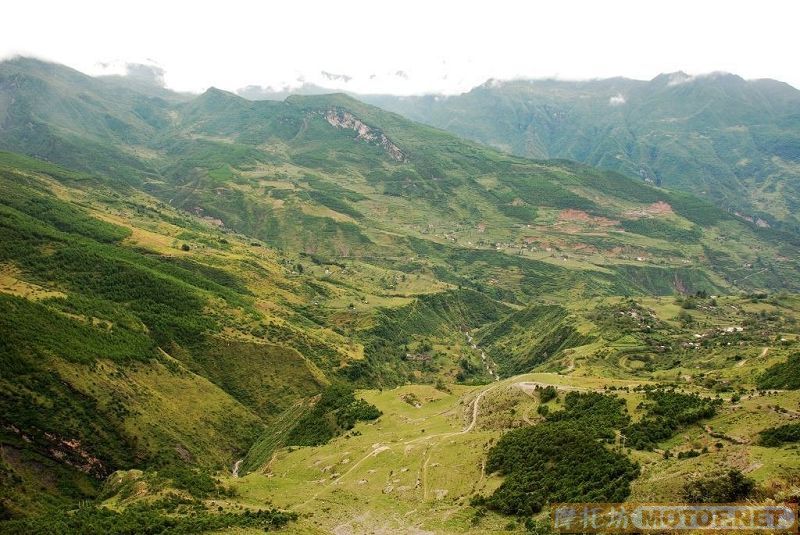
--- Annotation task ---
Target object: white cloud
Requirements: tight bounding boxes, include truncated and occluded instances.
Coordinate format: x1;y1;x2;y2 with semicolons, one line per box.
321;71;352;83
91;59;165;86
667;71;694;86
609;93;626;106
1;0;799;94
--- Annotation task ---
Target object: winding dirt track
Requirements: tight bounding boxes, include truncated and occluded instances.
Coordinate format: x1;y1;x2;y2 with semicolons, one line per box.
292;346;612;510
736;346;769;368
420;382;501;500
295;379;501;510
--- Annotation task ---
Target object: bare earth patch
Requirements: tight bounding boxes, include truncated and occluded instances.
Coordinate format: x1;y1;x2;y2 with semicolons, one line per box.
558;209;619;227
625;201;674;219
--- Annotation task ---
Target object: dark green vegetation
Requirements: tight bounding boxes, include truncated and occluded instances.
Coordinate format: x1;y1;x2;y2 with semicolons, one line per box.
1;497;296;534
682;469;755;503
477;305;587;376
537;385;557;403
547;391;631;438
347;289;510;385
759;423;800;447
757;353;800;390
363;74;800;233
624;389;722;450
478;392;638;515
0;152;333;522
480;421;638;515
284;384;381;446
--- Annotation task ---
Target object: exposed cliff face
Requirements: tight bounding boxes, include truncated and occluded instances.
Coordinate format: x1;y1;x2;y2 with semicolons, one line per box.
323;109;406;162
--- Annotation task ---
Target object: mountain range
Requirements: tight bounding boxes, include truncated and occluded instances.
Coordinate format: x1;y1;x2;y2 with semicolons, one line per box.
236;72;800;233
1;57;800;533
362;73;800;233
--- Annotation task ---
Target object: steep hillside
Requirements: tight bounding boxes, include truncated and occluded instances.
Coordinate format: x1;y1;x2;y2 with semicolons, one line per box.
2;58;800;531
476;304;589;376
0;151;349;516
363;73;800;233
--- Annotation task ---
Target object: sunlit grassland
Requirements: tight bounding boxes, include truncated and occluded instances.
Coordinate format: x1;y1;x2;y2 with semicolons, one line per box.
50;355;262;466
222;368;800;532
225;383;515;533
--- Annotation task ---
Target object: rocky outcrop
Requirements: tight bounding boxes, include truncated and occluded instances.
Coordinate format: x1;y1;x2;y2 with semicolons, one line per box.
323;109;406;162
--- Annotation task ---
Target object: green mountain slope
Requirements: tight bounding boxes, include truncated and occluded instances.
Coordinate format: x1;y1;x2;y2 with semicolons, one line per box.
0;152;344;516
1;58;800;529
362;73;800;233
6;58;797;296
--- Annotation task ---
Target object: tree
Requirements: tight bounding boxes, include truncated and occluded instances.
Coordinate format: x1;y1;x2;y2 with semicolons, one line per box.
682;469;754;502
538;385;557;403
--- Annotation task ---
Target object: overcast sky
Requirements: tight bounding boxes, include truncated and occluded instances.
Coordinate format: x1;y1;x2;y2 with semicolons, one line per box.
3;0;798;94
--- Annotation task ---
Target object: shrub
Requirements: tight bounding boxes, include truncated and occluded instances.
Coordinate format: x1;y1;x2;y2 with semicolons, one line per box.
682;470;754;503
0;500;296;534
538;385;557;403
285;384;381;446
624;389;721;450
759;423;800;447
481;420;639;515
757;354;800;390
479;392;637;515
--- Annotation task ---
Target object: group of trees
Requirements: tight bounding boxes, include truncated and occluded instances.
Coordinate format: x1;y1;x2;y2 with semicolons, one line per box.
1;496;296;534
537;385;557;403
757;354;800;390
623;389;721;450
682;469;754;502
759;423;800;447
547;391;631;440
476;392;638;515
285;384;381;446
477;386;762;517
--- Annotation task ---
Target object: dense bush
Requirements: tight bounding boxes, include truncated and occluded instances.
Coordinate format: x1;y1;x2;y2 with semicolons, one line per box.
547;391;630;440
285;384;381;446
759;423;800;447
479;392;637;515
757;354;800;390
624;389;721;450
480;420;639;515
682;469;754;503
0;294;156;371
155;467;223;499
0;498;296;534
538;385;557;403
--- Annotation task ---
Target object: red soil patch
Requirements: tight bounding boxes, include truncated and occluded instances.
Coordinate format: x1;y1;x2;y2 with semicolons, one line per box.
625;201;674;219
557;209;619;227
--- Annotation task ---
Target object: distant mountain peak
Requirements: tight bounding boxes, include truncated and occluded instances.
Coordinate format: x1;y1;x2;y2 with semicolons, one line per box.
193;86;248;106
201;86;234;97
652;70;747;88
